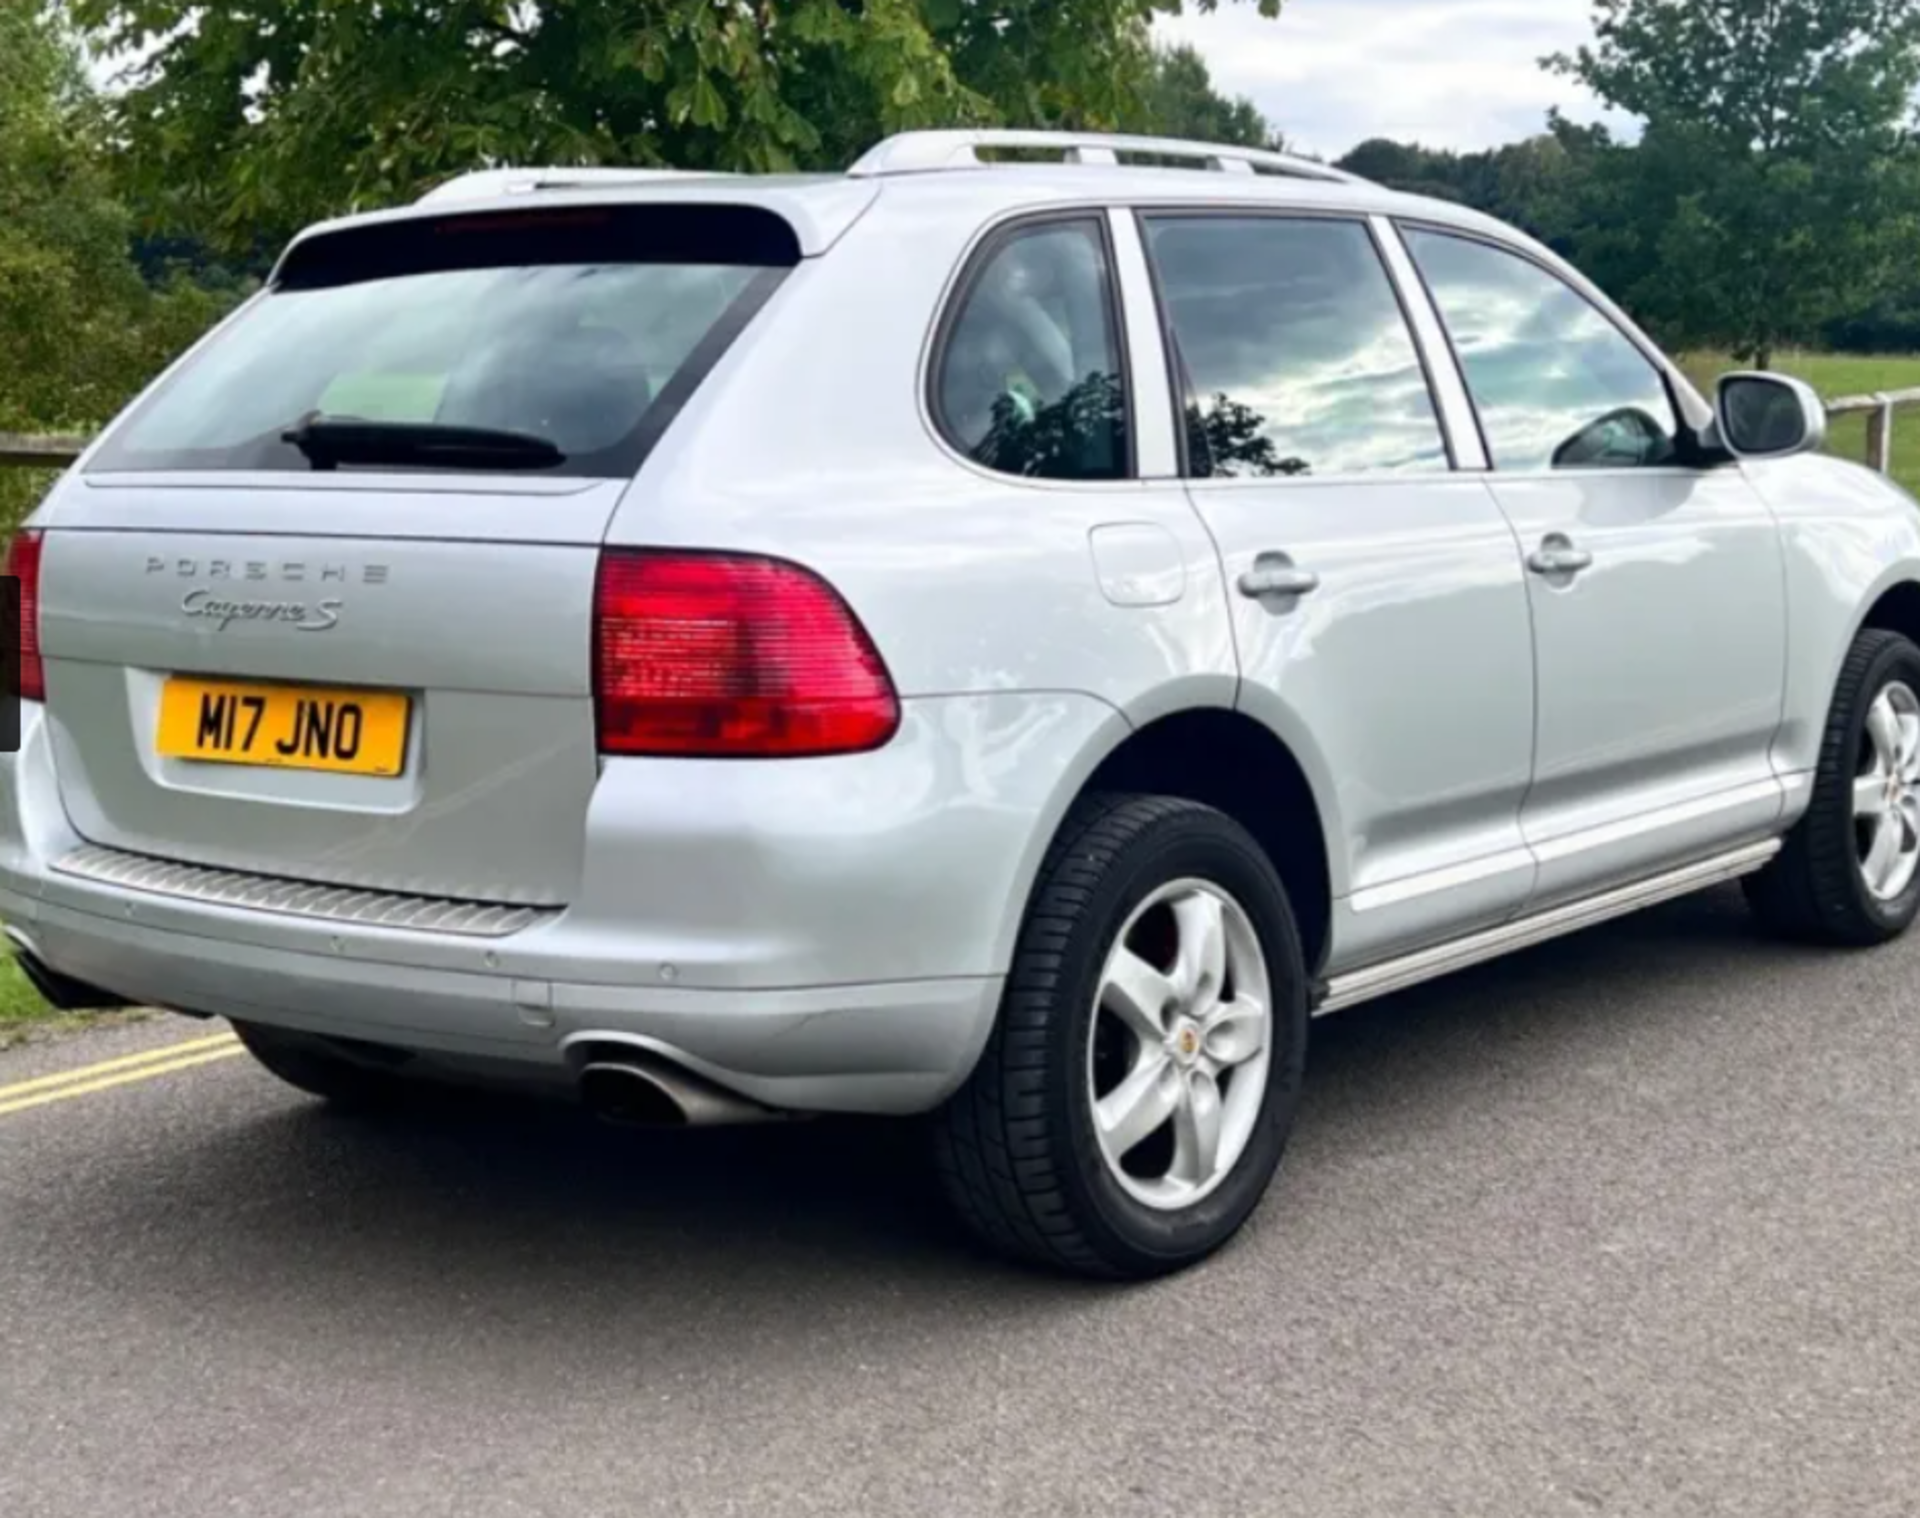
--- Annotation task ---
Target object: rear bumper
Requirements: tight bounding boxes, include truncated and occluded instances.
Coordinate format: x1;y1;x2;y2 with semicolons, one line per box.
2;888;1003;1113
0;694;1120;1114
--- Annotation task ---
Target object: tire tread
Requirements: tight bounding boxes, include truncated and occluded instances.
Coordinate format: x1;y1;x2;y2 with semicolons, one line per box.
1747;628;1915;946
932;792;1243;1277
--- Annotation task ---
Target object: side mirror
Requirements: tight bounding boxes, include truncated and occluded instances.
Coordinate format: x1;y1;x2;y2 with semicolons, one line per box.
1716;372;1827;459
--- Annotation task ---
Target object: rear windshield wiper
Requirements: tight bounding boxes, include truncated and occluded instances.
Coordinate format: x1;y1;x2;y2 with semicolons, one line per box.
281;416;566;471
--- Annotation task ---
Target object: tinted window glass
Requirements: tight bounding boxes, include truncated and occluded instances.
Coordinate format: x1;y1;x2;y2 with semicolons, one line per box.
1403;229;1679;473
90;261;775;478
935;219;1129;481
1142;215;1447;479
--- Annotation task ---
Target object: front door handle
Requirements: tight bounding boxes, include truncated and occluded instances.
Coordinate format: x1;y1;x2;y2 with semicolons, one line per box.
1527;535;1594;578
1238;555;1321;600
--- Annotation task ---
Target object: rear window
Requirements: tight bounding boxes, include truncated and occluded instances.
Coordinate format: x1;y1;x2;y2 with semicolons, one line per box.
87;205;796;479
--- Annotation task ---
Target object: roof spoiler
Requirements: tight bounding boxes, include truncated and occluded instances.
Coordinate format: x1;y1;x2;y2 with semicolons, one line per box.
416;167;736;204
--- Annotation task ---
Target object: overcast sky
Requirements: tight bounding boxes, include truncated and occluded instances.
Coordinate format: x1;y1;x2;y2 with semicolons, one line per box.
1157;0;1635;159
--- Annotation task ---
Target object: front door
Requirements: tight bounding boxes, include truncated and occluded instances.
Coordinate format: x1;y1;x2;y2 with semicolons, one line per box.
1132;210;1538;974
1399;225;1789;909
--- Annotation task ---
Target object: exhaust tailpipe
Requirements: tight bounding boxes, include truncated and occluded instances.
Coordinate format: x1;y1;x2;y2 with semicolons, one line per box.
577;1053;787;1128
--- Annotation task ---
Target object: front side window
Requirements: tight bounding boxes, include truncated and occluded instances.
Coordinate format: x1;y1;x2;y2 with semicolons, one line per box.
934;219;1130;482
1403;228;1680;474
1141;214;1449;479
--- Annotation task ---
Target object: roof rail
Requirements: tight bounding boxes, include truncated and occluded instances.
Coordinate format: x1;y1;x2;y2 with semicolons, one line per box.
846;130;1364;185
415;166;734;205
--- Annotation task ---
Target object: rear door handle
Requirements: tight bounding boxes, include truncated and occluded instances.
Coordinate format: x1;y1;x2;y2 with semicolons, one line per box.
1238;556;1321;600
1527;535;1594;578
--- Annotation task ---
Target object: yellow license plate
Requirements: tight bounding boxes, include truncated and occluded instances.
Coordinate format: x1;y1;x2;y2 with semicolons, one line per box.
156;678;411;776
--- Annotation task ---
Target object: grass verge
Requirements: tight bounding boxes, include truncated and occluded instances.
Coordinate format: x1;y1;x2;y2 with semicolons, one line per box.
0;951;150;1050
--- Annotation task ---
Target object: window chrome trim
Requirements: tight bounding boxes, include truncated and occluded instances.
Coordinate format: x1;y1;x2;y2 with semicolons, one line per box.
1104;208;1179;478
1370;215;1489;473
919;207;1139;488
1179;470;1496;494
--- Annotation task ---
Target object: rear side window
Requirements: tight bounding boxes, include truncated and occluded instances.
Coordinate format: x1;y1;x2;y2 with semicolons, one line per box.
933;218;1130;482
1142;214;1448;479
87;205;794;479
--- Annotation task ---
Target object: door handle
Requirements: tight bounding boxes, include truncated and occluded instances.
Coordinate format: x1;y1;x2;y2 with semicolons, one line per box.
1238;556;1321;600
1527;535;1594;578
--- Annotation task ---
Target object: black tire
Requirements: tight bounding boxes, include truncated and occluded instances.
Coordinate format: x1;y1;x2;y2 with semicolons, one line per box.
931;793;1309;1280
231;1021;412;1108
1745;628;1920;946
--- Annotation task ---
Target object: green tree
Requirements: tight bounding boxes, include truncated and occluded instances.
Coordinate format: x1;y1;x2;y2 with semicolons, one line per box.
0;2;235;526
1123;42;1277;149
1337;139;1469;200
3;2;144;433
1547;0;1920;367
76;0;1285;256
1337;126;1601;249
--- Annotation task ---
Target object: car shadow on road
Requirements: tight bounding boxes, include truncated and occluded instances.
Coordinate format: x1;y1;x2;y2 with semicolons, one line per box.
35;883;1844;1346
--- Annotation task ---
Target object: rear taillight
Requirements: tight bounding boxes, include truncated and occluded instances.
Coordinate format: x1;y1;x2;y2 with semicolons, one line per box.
6;531;43;703
593;550;900;758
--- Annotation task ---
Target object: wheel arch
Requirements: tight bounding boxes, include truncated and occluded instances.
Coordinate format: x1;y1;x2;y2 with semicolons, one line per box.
1817;570;1920;763
1860;578;1920;650
991;700;1342;981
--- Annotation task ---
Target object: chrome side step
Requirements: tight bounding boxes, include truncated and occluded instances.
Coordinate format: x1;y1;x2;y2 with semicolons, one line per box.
1316;839;1781;1016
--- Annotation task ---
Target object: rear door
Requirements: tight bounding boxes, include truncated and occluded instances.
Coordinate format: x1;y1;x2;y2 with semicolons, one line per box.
31;203;799;907
1133;209;1538;972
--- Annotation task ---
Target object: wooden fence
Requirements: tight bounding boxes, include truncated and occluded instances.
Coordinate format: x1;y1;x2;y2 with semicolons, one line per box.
1824;388;1920;475
5;388;1920;478
0;435;90;470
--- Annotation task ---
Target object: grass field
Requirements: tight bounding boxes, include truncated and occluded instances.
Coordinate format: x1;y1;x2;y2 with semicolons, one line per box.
1682;351;1920;495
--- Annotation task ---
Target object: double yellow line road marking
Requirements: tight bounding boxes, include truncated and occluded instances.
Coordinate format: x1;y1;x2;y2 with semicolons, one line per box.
0;1030;243;1118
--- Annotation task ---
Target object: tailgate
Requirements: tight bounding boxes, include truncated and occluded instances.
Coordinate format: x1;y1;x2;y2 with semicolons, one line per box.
22;197;809;909
36;507;617;906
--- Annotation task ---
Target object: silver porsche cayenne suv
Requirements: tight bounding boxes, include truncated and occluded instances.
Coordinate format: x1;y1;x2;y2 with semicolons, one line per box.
8;130;1920;1278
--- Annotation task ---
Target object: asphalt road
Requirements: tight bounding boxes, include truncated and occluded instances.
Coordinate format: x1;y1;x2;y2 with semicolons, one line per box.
2;885;1917;1518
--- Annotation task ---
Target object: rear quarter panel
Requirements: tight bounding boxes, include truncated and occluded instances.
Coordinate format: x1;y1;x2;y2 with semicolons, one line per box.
599;185;1252;983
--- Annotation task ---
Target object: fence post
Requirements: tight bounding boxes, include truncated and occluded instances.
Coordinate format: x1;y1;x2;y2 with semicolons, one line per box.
1867;395;1896;476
